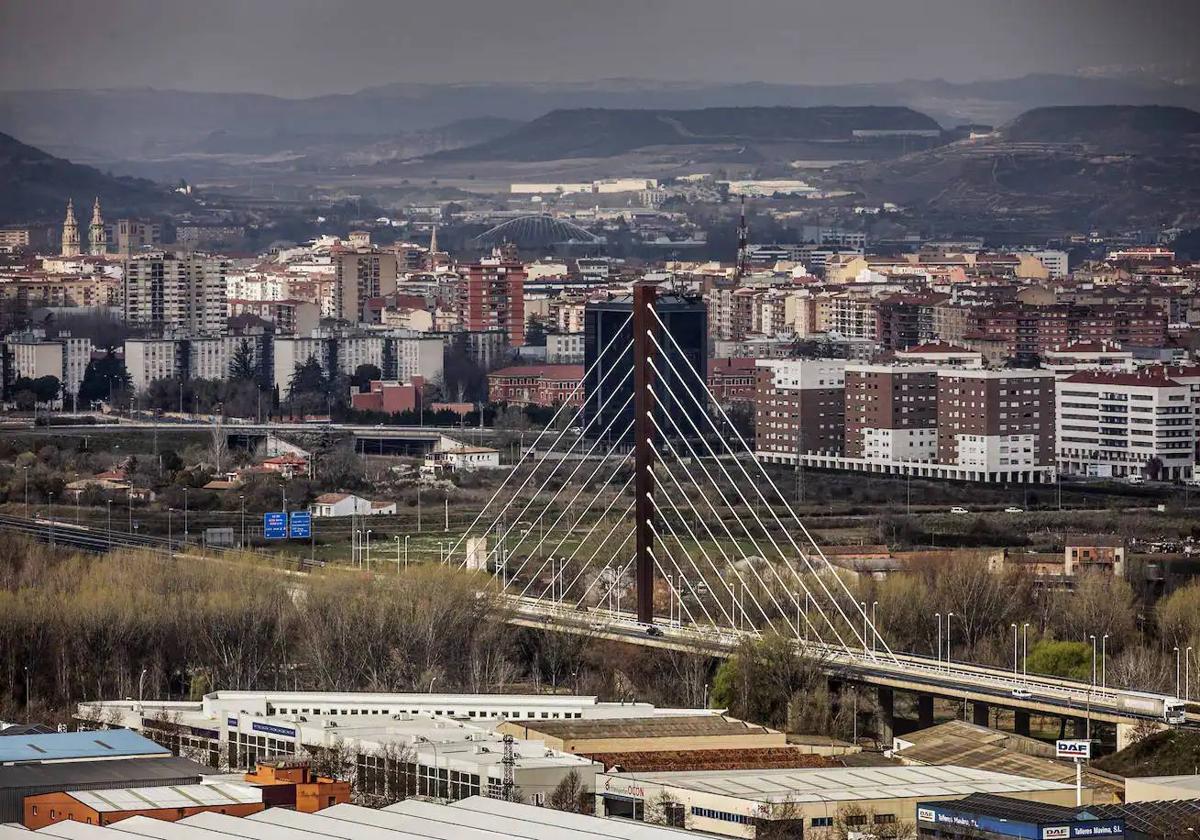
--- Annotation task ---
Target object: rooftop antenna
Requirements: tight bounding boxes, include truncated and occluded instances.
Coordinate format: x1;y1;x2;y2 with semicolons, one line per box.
736;195;750;282
501;733;517;801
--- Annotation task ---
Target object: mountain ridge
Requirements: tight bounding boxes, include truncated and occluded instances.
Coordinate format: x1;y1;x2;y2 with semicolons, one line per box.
0;131;187;224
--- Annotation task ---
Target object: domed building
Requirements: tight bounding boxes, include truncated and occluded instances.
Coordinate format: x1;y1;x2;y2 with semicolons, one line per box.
473;214;605;250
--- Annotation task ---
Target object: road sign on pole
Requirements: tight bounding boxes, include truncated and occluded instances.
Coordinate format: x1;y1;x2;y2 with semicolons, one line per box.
263;512;287;540
289;511;312;539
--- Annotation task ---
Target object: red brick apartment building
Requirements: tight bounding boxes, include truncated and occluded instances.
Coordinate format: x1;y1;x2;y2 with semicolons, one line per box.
708;357;758;405
844;364;939;462
459;255;527;346
754;359;847;459
488;364;584;407
936;368;1056;480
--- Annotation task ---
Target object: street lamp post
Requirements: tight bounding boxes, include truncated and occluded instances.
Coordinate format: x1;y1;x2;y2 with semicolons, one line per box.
106;500;112;546
183;487;189;544
1188;646;1194;702
23;466;29;517
1022;623;1030;684
1089;634;1097;687
859;601;868;654
167;508;173;550
1011;623;1018;674
1102;634;1109;690
1176;646;1182;697
935;612;942;668
405;535;410;570
871;601;879;654
239;494;245;548
946;612;955;669
366;530;372;570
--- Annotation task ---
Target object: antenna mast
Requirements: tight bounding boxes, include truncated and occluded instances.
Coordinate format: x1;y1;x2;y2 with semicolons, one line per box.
735;195;750;281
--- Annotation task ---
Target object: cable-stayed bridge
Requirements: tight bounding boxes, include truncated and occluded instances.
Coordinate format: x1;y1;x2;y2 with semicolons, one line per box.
449;284;1189;745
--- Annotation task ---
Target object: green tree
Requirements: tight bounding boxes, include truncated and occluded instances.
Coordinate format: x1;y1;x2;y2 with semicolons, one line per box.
229;339;258;384
290;357;327;396
1025;640;1091;681
31;376;61;404
78;352;131;406
352;363;382;392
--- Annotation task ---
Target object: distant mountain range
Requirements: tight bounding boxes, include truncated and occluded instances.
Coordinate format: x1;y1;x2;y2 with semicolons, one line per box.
824;105;1200;231
0;131;187;224
432;106;942;161
2;74;1198;166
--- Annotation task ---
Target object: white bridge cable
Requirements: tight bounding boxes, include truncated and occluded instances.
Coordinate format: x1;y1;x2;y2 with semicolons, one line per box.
476;365;635;570
647;468;761;630
647;515;722;629
447;314;633;562
515;448;635;603
651;490;822;641
550;493;638;608
487;391;634;579
648;408;832;645
651;317;896;661
570;533;636;611
649;550;706;629
648;351;863;655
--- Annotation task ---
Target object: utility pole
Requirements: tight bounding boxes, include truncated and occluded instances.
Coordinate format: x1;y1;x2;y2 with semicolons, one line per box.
632;282;657;625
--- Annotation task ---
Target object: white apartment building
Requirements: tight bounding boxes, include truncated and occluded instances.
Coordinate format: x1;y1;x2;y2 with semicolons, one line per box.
546;333;584;364
274;332;444;396
1058;368;1198;480
124;252;228;336
3;330;93;407
1027;249;1069;278
124;335;270;392
124;338;181;391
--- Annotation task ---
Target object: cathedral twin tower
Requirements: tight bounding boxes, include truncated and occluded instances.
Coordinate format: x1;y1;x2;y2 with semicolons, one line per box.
61;197;107;257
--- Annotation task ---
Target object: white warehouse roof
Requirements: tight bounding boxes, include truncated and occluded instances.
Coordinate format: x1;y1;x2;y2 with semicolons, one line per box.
12;794;696;839
601;765;1076;805
65;784;260;813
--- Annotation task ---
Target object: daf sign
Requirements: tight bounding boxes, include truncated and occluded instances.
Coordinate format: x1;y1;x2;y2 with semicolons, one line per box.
1055;739;1091;760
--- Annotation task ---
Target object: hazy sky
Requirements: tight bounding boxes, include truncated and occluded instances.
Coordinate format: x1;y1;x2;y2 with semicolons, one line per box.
2;0;1197;97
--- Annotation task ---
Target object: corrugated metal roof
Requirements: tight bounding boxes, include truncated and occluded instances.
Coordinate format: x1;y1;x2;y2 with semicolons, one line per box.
319;802;515;840
394;798;693;839
183;811;327;839
248;807;433;840
510;715;774;741
451;795;696;839
604;764;1074;804
100;815;230;839
65;784;260;813
0;757;206;791
0;730;167;764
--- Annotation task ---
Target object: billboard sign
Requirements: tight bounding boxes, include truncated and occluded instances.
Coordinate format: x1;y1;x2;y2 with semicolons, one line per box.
263;512;287;540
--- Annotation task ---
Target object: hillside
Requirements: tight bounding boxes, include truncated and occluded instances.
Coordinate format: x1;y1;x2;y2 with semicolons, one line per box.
1093;729;1200;777
0;131;187;224
434;106;944;161
1004;105;1200;149
823;105;1200;231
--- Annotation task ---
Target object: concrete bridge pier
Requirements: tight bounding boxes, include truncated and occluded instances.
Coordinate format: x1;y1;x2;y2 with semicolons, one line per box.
917;694;935;729
1014;710;1031;737
972;701;991;727
876;687;895;744
1072;718;1089;739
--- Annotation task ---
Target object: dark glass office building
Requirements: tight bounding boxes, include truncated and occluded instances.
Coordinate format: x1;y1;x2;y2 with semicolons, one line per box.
583;292;708;445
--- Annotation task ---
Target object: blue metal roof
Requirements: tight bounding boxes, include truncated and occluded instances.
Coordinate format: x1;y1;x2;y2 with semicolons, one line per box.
0;728;168;763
